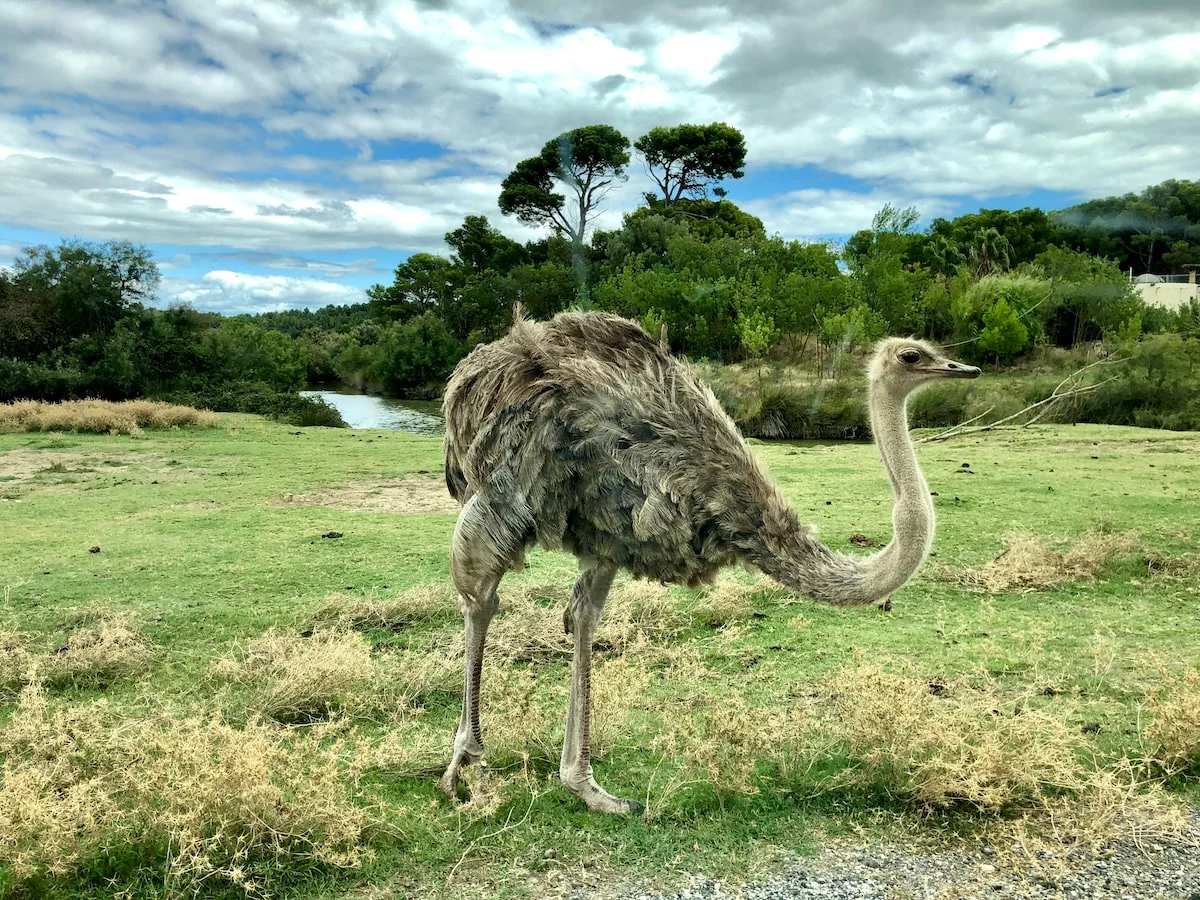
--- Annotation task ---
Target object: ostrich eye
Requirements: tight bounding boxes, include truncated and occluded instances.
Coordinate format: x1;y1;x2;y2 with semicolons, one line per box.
899;349;922;365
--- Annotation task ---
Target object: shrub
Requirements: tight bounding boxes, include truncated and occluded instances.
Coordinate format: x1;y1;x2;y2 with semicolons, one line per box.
817;665;1085;812
164;381;347;427
738;381;869;440
1064;334;1200;431
0;683;374;894
0;358;84;403
41;617;155;689
212;629;376;724
1145;666;1200;775
0;399;217;434
0;628;30;699
314;584;458;633
950;531;1142;594
907;382;971;430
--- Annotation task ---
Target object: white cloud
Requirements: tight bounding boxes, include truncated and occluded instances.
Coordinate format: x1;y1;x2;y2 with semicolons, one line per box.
0;241;24;272
742;189;955;241
160;271;367;315
1;0;1198;309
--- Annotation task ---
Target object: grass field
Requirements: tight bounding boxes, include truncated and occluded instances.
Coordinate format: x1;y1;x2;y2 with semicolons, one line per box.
1;414;1198;898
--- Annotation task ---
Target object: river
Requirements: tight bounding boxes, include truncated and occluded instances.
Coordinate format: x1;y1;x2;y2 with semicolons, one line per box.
300;389;444;434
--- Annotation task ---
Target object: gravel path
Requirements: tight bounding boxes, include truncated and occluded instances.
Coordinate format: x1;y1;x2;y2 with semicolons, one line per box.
579;816;1200;900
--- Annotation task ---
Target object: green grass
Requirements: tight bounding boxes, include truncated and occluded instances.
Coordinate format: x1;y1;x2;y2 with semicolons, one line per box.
1;416;1198;898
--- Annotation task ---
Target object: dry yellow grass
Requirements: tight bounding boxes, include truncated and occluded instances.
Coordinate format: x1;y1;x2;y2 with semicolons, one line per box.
1023;764;1193;859
354;718;446;779
315;583;458;632
41;616;155;689
951;531;1142;594
483;575;762;663
212;628;378;723
1144;665;1200;775
651;691;803;814
0;681;374;894
816;664;1085;812
0;399;217;435
0;627;31;698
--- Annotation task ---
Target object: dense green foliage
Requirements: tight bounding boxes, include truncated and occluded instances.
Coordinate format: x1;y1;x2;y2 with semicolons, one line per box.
0;243;344;426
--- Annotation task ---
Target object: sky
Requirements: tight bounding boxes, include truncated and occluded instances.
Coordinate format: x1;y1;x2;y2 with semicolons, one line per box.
1;0;1197;315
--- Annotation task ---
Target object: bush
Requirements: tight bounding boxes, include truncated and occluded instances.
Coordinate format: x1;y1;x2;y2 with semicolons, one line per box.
41;617;155;690
0;683;374;894
212;630;376;724
907;382;971;430
0;358;84;403
1064;334;1200;431
0;399;218;434
738;382;866;440
819;665;1085;812
1145;666;1200;775
164;382;347;428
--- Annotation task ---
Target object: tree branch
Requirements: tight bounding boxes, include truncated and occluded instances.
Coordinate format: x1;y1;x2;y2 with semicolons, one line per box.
915;355;1126;444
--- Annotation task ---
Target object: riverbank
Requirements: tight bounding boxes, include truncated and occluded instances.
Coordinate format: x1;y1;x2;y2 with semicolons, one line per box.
300;388;443;433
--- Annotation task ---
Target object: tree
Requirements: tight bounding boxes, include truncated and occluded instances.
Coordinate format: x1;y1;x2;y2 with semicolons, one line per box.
926;207;1057;275
444;215;527;276
374;312;463;394
843;203;926;274
1053;179;1200;274
499;124;631;303
952;274;1049;357
844;204;931;335
366;254;460;324
634;123;746;205
7;240;159;350
977;297;1030;362
498;124;631;249
965;227;1013;278
1031;246;1143;346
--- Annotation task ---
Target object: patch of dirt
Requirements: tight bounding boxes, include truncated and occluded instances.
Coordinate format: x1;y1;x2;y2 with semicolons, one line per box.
1133;439;1200;454
0;449;192;498
279;476;460;514
0;450;90;486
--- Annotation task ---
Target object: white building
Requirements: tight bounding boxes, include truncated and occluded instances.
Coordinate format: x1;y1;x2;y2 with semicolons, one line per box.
1133;267;1198;311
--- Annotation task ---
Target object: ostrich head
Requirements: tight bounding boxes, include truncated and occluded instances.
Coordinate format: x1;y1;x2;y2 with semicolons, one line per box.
868;338;981;398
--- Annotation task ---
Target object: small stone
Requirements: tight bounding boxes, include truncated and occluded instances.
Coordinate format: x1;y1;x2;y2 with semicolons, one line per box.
980;864;996;875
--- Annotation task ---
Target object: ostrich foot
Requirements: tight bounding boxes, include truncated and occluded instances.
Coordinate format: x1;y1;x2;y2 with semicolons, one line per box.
562;772;644;815
437;751;485;800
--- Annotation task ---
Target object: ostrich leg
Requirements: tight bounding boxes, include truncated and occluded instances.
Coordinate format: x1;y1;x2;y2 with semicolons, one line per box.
438;497;513;799
560;562;643;814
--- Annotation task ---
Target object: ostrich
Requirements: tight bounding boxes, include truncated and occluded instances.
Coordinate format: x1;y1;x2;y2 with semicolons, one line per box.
437;310;980;814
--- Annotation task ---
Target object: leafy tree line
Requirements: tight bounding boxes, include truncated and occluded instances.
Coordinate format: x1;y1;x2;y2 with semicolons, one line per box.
0;242;344;425
350;123;1199;384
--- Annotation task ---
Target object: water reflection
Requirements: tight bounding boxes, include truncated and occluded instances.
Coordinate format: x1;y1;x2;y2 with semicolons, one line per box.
301;390;444;434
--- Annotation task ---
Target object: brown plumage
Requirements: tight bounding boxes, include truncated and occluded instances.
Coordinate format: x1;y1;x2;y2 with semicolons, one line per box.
437;309;980;814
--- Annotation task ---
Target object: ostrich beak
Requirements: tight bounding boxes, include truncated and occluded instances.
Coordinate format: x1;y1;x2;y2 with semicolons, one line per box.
924;359;981;379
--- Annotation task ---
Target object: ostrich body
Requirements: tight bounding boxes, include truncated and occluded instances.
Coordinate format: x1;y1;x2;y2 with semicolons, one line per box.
438;310;980;813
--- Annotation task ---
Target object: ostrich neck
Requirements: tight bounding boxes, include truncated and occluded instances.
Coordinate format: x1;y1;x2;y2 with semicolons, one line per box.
752;380;934;606
859;381;935;599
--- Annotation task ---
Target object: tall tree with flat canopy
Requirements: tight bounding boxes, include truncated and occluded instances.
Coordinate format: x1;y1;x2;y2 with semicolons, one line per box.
634;123;746;205
499;125;631;300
